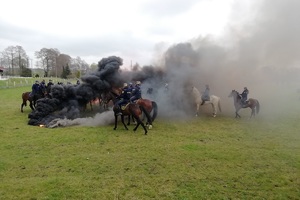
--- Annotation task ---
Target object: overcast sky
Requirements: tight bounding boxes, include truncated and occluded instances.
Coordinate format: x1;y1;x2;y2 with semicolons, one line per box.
0;0;255;67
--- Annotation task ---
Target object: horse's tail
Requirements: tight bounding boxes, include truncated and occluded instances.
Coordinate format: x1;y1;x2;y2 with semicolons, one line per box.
139;105;152;126
218;98;222;112
256;100;260;114
151;101;158;122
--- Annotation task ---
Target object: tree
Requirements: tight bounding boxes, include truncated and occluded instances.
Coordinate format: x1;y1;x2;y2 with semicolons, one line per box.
61;64;71;79
1;45;29;76
2;46;17;75
70;56;89;76
56;54;71;77
35;48;60;77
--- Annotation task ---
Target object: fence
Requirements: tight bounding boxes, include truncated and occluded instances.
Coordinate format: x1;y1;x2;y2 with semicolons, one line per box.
0;76;73;89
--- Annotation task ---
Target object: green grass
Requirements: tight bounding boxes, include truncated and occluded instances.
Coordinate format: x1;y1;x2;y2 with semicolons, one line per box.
0;84;299;199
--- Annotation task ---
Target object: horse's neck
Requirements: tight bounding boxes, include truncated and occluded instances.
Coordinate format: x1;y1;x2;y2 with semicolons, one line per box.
192;88;200;98
233;93;240;104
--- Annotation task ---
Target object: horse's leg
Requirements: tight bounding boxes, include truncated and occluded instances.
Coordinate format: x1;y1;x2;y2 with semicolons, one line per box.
195;103;200;117
29;100;35;111
211;103;216;117
113;115;118;130
127;115;131;126
250;108;255;119
90;101;93;111
235;107;241;118
121;115;128;130
133;116;147;135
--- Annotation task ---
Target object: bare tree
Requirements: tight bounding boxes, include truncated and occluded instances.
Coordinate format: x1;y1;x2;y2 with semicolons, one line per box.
16;46;28;70
35;48;60;77
70;56;89;76
2;46;17;75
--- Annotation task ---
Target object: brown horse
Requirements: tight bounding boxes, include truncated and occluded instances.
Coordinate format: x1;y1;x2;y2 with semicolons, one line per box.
21;92;35;112
103;88;158;125
108;90;153;135
21;90;46;113
228;90;260;118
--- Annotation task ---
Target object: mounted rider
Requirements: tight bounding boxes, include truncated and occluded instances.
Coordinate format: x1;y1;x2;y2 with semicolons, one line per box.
240;87;249;106
30;80;40;98
115;83;132;115
46;79;54;97
39;79;46;96
201;84;210;105
130;81;142;103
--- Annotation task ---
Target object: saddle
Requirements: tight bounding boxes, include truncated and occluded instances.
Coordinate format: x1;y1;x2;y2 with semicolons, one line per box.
120;103;130;110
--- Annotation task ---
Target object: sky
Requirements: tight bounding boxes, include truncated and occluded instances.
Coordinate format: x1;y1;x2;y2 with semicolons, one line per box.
0;0;241;67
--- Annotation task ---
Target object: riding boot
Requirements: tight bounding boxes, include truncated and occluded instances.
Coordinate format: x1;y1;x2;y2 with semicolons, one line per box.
116;105;122;115
201;100;205;105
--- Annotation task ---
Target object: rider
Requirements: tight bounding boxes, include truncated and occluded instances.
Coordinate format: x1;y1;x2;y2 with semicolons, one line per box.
240;87;249;105
30;80;40;98
46;79;54;97
130;81;142;103
201;84;210;105
115;83;131;115
39;79;46;95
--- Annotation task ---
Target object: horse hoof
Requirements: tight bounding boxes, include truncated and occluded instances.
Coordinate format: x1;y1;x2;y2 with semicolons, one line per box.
148;125;152;130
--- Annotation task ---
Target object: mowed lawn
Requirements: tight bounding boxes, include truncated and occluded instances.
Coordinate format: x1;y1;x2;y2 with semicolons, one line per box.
0;86;299;199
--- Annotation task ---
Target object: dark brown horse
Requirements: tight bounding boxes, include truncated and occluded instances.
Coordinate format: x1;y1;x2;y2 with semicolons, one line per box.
107;90;152;135
103;88;158;125
135;98;158;122
228;90;260;118
21;90;46;112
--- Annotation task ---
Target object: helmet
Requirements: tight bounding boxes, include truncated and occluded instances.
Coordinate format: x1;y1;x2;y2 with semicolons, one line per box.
136;81;141;85
35;80;39;83
123;83;128;87
244;87;247;90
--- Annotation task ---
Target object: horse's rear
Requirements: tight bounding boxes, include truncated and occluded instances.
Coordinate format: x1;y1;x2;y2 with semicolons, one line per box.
136;98;158;122
249;98;260;115
21;92;31;112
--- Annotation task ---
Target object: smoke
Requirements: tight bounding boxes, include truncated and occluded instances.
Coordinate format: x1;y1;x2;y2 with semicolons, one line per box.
28;56;123;127
28;0;300;127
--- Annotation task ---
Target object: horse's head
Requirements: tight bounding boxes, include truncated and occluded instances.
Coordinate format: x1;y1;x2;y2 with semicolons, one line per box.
228;90;241;100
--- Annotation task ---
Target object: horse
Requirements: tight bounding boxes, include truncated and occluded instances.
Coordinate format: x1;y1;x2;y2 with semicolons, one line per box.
107;90;153;135
130;98;158;124
228;90;260;118
103;88;158;125
21;90;46;112
191;86;222;117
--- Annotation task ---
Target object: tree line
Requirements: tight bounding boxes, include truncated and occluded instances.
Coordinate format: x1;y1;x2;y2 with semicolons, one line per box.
0;45;93;78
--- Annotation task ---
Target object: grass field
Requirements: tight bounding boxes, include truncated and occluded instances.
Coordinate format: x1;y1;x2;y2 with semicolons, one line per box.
0;84;299;199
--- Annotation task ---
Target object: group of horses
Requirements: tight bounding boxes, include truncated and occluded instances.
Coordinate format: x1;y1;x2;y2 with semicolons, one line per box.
21;84;260;134
21;86;158;135
191;86;260;119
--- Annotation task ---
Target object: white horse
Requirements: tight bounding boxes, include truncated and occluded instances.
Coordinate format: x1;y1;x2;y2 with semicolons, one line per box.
191;86;222;117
